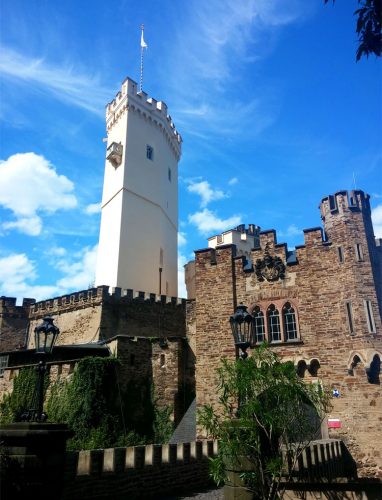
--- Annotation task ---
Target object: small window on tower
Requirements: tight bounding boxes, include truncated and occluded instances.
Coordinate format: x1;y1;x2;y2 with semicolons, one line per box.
337;246;344;263
355;243;363;262
146;145;154;161
364;300;376;334
345;301;355;335
168;167;171;182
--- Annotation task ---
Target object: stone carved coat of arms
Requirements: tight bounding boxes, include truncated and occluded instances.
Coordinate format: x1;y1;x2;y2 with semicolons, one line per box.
255;246;286;282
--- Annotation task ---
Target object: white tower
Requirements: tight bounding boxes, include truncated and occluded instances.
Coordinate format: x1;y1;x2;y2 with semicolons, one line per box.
95;78;182;296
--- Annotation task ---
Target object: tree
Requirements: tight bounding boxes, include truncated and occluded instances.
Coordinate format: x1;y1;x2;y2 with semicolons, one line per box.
324;0;382;61
198;345;331;500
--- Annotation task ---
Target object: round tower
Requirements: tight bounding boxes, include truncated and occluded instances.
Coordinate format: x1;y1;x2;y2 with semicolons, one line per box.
95;78;182;296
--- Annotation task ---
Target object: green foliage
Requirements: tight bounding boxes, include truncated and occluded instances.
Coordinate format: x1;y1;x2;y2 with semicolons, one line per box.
0;367;38;423
1;356;175;450
46;357;132;449
324;0;382;60
198;344;331;500
153;403;174;443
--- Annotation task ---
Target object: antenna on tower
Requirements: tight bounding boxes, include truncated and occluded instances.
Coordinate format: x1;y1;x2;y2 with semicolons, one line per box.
139;24;148;92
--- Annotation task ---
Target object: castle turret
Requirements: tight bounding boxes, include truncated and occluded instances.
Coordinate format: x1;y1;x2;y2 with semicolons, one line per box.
95;78;182;296
320;190;382;328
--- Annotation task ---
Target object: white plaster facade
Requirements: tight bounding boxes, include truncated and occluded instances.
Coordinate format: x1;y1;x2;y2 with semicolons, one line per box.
185;224;261;299
207;224;261;257
95;78;182;296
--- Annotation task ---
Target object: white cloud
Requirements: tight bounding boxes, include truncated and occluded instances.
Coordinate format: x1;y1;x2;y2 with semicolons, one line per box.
0;46;110;116
187;180;227;207
0;253;36;286
178;232;187;247
3;216;42;236
0;152;77;235
84;202;101;215
168;0;308;136
188;208;241;235
0;245;98;302
228;177;238;186
372;204;382;238
0;253;59;300
177;252;188;299
45;246;67;257
280;224;301;238
56;245;98;290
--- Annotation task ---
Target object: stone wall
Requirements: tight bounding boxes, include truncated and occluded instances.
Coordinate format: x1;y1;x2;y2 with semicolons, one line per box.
193;190;382;478
25;286;186;348
0;297;34;351
62;440;217;500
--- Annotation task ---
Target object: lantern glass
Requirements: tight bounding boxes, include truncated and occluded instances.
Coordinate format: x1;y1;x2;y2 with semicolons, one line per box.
229;304;254;349
34;317;60;354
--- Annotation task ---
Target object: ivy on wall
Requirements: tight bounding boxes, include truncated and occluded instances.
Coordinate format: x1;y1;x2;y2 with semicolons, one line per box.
0;367;39;423
0;357;174;450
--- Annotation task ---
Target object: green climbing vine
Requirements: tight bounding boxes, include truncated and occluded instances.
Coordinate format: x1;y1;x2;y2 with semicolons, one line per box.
0;356;174;450
0;367;39;423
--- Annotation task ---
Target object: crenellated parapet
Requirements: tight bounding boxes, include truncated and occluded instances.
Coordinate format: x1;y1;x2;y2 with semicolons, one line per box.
320;190;370;218
28;285;186;318
105;77;182;159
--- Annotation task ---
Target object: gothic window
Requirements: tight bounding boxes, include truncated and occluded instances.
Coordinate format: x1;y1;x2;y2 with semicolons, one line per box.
146;144;154;160
267;304;281;342
283;302;298;341
367;355;380;385
252;306;265;344
297;360;307;378
168;167;172;182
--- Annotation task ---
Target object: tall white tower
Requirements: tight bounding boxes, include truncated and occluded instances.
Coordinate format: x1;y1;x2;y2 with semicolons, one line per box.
95;78;182;296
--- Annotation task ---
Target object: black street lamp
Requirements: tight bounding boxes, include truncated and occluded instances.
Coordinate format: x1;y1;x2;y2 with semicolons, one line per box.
229;304;254;360
21;316;60;422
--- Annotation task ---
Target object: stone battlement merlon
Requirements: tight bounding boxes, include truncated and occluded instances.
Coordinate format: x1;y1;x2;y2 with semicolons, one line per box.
28;286;186;314
105;77;182;146
0;296;35;309
320;190;371;219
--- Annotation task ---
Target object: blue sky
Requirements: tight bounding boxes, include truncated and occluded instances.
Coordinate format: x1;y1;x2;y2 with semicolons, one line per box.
0;0;381;301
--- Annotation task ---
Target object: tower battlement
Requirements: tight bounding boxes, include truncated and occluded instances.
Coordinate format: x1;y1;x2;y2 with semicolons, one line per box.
105;77;182;149
27;286;186;316
320;190;371;221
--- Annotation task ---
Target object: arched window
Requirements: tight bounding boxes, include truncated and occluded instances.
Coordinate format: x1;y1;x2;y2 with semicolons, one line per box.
252;306;265;344
283;302;298;341
267;304;281;342
367;355;380;385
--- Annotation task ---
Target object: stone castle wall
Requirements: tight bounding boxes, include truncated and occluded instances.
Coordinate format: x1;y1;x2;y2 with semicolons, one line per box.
0;286;189;424
193;190;382;478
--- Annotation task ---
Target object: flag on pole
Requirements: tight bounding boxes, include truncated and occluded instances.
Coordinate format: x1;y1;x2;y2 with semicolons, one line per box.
141;29;148;49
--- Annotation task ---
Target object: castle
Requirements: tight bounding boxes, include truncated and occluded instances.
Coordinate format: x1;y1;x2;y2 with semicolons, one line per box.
0;77;381;479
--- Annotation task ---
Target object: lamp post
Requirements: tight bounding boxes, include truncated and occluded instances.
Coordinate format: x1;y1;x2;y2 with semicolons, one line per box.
22;316;60;422
229;304;254;360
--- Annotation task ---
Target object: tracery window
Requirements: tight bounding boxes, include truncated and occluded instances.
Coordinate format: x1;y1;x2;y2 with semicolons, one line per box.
252;306;265;344
283;302;298;341
267;304;281;342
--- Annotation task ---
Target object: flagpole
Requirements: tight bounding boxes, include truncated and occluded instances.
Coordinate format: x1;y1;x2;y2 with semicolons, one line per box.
140;24;145;92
